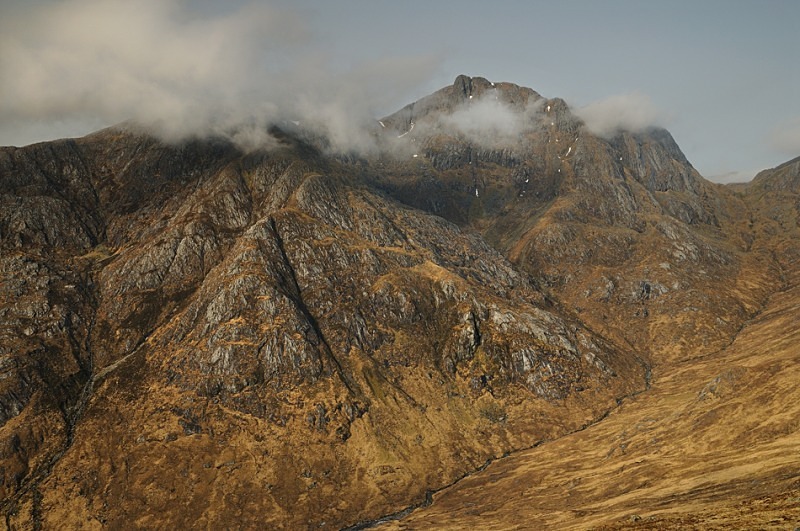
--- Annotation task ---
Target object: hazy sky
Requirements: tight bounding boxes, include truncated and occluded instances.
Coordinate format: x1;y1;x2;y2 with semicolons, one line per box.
1;0;798;182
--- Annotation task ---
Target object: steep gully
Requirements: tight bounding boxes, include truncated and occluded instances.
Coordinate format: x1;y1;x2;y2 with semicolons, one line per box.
1;289;144;526
0;142;105;524
267;215;360;398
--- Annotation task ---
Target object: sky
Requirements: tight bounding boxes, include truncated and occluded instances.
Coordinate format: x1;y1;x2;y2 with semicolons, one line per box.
1;0;798;182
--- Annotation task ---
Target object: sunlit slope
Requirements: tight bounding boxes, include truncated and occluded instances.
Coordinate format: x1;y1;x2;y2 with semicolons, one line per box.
378;160;800;530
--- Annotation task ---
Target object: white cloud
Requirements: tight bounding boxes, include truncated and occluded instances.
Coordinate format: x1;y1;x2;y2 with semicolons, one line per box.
0;0;438;152
574;92;663;138
768;117;800;157
439;95;542;147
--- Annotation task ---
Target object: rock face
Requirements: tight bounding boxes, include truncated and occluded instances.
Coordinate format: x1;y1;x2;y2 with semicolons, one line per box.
0;76;794;529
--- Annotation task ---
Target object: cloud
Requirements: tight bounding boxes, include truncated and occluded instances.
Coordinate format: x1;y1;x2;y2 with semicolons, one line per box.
768;117;800;157
574;92;663;138
438;95;542;147
0;0;439;152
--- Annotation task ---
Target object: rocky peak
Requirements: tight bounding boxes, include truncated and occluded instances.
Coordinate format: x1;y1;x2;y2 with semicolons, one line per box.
453;74;542;105
373;75;718;239
380;75;542;133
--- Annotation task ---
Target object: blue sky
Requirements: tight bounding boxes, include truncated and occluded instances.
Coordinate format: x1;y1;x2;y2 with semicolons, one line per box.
2;0;798;182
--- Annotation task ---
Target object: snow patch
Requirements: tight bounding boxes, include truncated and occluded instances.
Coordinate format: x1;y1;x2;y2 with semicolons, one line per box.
397;121;415;138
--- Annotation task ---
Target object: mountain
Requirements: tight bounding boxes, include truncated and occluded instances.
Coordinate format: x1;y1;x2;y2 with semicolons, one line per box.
0;76;797;529
751;154;800;192
376;141;800;530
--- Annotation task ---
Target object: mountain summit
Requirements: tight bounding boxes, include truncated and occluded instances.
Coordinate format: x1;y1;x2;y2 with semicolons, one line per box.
0;77;798;528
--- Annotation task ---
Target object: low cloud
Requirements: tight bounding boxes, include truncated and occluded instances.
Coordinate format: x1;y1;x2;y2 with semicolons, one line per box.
439;95;542;147
574;92;663;138
0;0;438;152
768;117;800;157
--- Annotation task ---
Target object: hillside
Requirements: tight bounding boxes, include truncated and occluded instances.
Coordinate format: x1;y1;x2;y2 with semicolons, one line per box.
376;153;800;529
0;76;797;529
